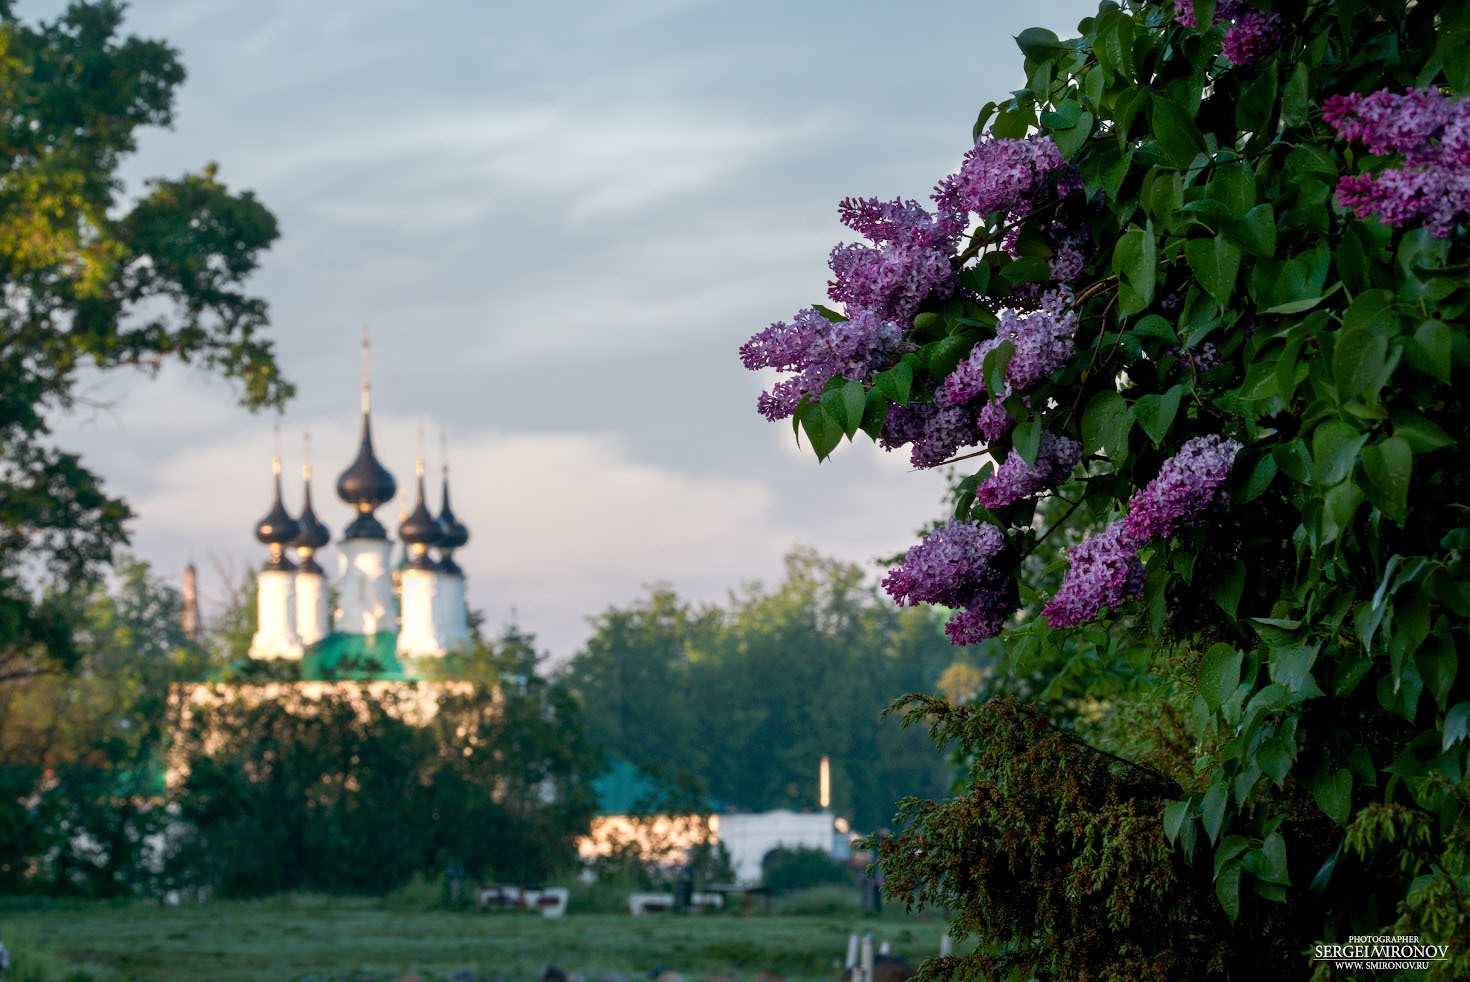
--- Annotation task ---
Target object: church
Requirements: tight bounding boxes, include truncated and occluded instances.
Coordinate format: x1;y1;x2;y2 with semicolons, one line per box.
245;346;472;677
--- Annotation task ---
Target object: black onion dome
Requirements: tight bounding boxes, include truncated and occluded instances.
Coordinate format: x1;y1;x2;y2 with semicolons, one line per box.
255;468;300;547
336;413;397;511
293;474;331;552
343;511;388;541
399;472;440;546
436;475;469;551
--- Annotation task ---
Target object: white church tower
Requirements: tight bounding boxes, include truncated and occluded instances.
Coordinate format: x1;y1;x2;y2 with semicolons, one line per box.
333;338;398;638
433;455;471;649
249;453;304;659
396;458;445;658
292;433;332;646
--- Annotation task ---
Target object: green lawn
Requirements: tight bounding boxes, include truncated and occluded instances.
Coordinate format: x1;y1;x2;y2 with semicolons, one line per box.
0;893;954;981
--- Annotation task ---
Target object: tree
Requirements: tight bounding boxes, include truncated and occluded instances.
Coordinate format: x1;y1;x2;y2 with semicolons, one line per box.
743;0;1469;976
0;556;207;895
565;549;958;830
0;1;284;681
172;628;600;894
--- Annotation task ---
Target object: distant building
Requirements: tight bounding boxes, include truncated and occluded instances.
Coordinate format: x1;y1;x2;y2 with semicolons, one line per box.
247;338;472;676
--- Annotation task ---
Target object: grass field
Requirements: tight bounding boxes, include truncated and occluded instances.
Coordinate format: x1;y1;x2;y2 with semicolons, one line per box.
0;890;956;982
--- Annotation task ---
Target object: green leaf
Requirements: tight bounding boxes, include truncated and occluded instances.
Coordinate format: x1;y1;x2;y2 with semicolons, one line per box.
1095;11;1136;80
982;342;1015;400
796;400;843;461
1404;320;1451;383
1360;436;1412;525
1201;773;1229;842
1112;224;1157;315
1185;236;1241;303
1229;204;1276;257
1214;835;1250;876
840;379;867;439
1216;861;1242;922
1012;419;1042;466
1269;643;1321;694
1309;768;1352;825
1199;643;1243;712
1081;390;1132;460
927;336;972;379
1051;108;1094;159
1441;5;1470;90
1311;420;1366;486
1416;639;1457;711
1015;26;1064;59
1259;736;1293;787
1163;799;1192;844
1235;59;1277;134
1133;384;1185;445
1211;559;1246;618
1000;256;1053;285
1280;61;1310;129
1255;832;1290;885
1211;161;1256;213
1332;328;1393;406
1150;96;1206;168
1445;702;1470;753
1237;451;1278;504
874;357;915;406
1260;295;1327;315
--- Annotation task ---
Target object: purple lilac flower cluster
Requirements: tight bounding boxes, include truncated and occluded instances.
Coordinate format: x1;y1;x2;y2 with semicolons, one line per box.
1173;0;1283;67
1323;87;1470;238
741;308;905;421
977;433;1083;509
1123;434;1242;541
882;520;1017;643
1043;434;1240;628
928;287;1078;450
943;288;1078;404
880;402;981;469
742;193;964;420
1041;521;1145;628
933;134;1068;219
828;197;966;322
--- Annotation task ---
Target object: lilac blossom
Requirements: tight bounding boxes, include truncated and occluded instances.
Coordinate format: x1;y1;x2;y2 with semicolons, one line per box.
945;597;1018;646
977;433;1082;509
1174;342;1220;374
742;308;905;421
828;197;964;321
883;520;1017;644
940;288;1079;405
1045;433;1240;629
1174;1;1283;66
1042;520;1145;628
1324;87;1470;238
978;396;1020;444
1122;434;1242;542
933;134;1068;220
880;401;983;470
1322;88;1461;161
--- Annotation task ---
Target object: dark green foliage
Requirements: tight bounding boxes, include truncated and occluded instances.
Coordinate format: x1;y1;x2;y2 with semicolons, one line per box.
761;846;851;895
875;696;1333;979
0;557;206;896
564;549;958;830
172;629;600;895
0;1;284;683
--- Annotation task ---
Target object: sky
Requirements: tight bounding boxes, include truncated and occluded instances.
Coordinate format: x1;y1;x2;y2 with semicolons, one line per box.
37;0;1096;663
